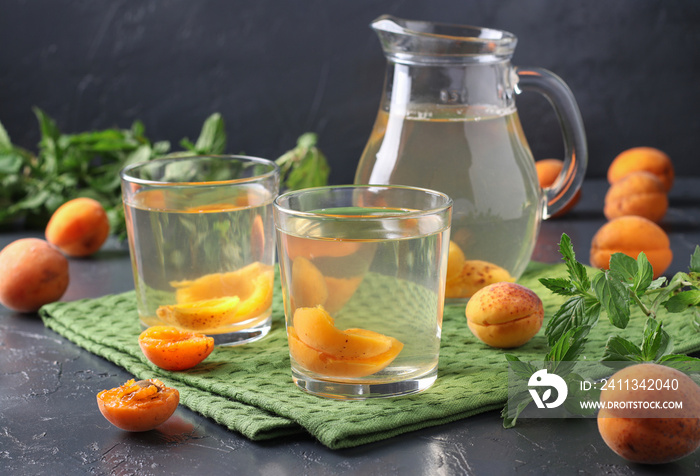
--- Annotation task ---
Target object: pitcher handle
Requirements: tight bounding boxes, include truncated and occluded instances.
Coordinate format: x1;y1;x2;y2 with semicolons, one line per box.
515;67;588;219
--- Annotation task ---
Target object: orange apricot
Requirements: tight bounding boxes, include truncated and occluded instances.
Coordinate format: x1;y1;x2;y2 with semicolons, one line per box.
465;282;544;348
45;197;110;257
590;216;672;278
604;171;668;223
138;326;215;371
535;158;581;217
608;147;674;192
97;378;180;431
446;241;466;281
290;256;328;309
0;238;69;312
445;259;515;299
293;306;393;358
597;363;700;464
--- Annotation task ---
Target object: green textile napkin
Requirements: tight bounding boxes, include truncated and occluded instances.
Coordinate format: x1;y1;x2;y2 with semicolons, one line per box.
39;262;700;449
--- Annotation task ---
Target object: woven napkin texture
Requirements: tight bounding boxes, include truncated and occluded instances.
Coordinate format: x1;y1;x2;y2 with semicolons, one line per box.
39;262;700;449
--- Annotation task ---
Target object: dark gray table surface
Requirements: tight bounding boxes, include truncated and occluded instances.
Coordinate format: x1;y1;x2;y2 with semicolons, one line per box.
2;178;699;475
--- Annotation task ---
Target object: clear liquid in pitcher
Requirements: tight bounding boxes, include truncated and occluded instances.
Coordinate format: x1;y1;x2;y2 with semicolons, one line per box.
355;104;543;301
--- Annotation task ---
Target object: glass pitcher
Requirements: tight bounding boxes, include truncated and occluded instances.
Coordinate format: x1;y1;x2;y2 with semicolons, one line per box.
354;15;587;302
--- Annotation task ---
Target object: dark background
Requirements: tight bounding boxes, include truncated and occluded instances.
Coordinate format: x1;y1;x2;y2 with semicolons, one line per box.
1;0;699;184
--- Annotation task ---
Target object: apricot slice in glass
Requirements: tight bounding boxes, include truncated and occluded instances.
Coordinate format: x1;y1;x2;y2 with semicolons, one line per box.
167;262;274;326
323;275;363;314
294;307;394;358
96;378;180;432
293;306;393;359
287;327;404;378
156;296;241;330
139;326;215;371
171;262;269;303
291;256;328;309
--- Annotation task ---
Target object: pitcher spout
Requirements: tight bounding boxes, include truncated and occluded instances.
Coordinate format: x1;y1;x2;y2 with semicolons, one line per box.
371;15;517;64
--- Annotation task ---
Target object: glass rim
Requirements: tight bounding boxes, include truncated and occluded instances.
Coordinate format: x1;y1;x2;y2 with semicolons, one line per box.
273;184;453;221
120;154;279;187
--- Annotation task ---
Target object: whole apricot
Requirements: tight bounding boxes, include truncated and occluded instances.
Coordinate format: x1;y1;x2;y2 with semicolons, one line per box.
446;259;515;299
535;158;581;217
465;282;544;348
604;171;668;223
608;147;674;192
45;197;110;257
97;378;180;432
597;363;700;464
0;238;69;312
446;241;466;281
590;216;672;278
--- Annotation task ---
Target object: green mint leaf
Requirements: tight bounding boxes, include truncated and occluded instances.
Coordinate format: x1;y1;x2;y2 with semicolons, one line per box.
592;270;630;329
632;252;654;295
501;390;532;428
647;276;667;291
656;354;700;373
545;326;591;375
608;252;638;285
277;133;330;190
558;234;590;291
538;277;577;296
641;317;673;361
690;246;700;273
193;113;226;155
601;335;644;362
663;289;700;313
563;373;599;417
545;295;601;346
0;120;12;151
505;354;540;380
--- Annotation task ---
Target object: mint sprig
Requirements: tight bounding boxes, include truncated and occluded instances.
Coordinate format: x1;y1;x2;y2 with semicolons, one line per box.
502;235;700;428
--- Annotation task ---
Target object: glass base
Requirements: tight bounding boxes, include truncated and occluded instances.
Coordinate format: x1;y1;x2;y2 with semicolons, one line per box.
139;315;272;346
210;316;272;346
291;367;437;400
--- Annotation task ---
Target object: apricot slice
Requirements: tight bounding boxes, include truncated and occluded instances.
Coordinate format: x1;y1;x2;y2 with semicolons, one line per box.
291;256;329;309
287;327;404;378
283;234;361;261
171;261;269;303
138;326;215;371
293;306;392;359
323;275;363;314
445;259;515;298
168;262;274;326
156;296;241;330
97;378;180;432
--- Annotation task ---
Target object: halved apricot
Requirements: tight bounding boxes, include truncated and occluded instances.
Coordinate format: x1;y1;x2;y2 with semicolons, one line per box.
138;326;215;371
96;378;180;431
